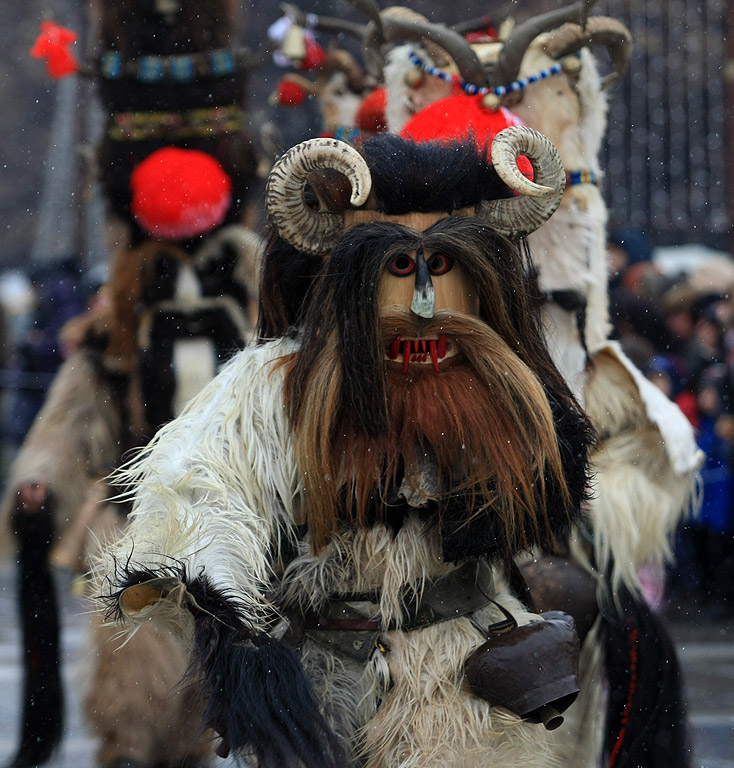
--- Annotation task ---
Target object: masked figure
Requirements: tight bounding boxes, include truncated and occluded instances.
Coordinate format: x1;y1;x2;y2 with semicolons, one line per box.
95;128;597;768
2;2;265;766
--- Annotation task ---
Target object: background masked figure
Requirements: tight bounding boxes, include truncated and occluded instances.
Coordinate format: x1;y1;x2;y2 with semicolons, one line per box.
1;2;264;766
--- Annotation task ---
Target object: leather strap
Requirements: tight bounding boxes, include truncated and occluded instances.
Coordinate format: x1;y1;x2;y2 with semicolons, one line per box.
297;559;495;663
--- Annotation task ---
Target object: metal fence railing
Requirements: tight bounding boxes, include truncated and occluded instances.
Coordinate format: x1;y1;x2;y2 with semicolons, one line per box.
598;0;731;249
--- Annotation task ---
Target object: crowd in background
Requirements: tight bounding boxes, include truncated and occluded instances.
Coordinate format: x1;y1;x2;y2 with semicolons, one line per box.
608;227;734;620
0;258;104;474
1;232;733;620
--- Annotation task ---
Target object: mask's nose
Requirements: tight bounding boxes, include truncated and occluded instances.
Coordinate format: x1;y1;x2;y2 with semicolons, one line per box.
410;250;435;319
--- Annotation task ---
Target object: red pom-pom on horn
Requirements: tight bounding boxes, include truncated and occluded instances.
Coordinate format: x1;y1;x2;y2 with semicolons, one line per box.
276;79;309;106
299;36;326;71
130;148;232;240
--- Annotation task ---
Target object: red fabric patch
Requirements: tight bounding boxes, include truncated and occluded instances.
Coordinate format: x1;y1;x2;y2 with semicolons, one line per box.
30;21;79;79
355;87;388;134
400;94;533;178
277;79;308;106
130;148;232;240
298;38;326;71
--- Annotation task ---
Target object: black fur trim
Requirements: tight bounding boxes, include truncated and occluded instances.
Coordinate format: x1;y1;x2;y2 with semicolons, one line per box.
188;578;346;768
102;565;345;768
99;559;189;622
360;133;512;214
602;587;690;768
8;494;63;768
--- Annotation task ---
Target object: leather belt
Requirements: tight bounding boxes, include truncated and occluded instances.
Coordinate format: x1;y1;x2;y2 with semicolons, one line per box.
292;559;495;663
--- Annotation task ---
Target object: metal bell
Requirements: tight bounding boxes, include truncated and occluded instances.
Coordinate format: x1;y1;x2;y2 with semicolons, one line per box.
464;610;581;730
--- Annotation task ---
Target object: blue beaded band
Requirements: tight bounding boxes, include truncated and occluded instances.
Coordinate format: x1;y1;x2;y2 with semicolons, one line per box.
99;47;238;82
407;49;582;100
566;169;599;186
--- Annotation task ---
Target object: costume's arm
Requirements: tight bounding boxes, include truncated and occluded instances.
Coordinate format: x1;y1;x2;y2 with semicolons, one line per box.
0;348;122;539
583;342;703;592
97;343;345;768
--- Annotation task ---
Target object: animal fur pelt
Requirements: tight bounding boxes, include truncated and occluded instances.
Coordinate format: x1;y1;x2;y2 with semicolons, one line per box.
95;323;590;766
82;616;212;768
0;345;123;543
582;343;703;594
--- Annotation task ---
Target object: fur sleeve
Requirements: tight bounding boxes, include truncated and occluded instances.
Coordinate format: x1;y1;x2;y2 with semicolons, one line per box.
583;342;703;592
100;338;301;625
0;348;122;540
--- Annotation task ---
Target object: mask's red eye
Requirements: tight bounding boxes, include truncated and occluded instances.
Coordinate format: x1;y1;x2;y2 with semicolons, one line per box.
427;252;453;275
388;254;415;276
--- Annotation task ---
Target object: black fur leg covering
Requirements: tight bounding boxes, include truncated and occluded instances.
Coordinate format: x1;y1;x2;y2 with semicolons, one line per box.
602;587;690;768
189;579;346;768
7;487;63;768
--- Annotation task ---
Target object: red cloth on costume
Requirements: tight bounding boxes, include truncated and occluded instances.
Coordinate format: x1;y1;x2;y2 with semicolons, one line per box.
356;87;388;134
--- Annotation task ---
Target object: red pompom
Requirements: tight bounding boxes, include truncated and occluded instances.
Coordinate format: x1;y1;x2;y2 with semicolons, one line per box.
30;21;79;79
130;148;232;240
355;87;388;134
400;94;533;178
276;78;308;106
299;37;326;71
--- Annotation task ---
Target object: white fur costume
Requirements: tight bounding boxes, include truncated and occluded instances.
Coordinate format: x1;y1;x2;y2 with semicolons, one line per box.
102;337;570;768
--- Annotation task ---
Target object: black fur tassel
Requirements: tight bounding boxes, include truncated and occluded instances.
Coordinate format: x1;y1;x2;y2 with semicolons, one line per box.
8;492;63;768
105;565;345;768
602;587;690;768
188;578;346;768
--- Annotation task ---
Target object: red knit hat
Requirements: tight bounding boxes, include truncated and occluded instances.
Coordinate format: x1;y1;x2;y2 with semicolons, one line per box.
130;148;232;239
400;94;533;177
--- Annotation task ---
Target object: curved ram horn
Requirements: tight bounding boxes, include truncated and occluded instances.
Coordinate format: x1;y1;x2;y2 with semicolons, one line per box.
358;5;488;86
489;2;589;87
542;17;632;91
280;3;367;39
265;138;372;256
478;126;565;239
344;0;385;39
381;15;488;86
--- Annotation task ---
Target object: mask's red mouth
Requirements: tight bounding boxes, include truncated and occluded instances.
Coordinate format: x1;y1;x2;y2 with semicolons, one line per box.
386;334;454;373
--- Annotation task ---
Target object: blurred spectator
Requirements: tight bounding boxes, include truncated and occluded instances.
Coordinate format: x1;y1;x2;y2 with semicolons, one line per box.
607;226;655;291
3;257;87;448
607;226;675;367
644;354;698;427
682;296;729;394
660;282;698;361
670;364;734;619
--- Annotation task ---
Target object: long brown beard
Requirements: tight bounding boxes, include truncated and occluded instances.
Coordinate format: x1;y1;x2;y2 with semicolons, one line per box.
290;308;571;554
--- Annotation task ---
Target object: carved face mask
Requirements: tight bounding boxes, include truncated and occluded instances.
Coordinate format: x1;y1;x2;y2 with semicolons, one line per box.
376;219;480;372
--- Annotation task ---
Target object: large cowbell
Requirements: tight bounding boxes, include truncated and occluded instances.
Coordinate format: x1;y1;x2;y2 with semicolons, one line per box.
464;610;581;730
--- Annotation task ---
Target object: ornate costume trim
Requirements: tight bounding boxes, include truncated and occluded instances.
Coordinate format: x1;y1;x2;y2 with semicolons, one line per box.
108;104;246;141
99;47;242;82
566;169;599;187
